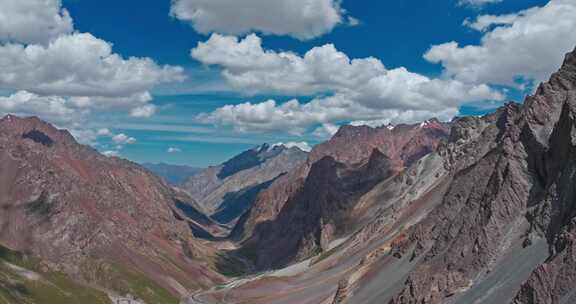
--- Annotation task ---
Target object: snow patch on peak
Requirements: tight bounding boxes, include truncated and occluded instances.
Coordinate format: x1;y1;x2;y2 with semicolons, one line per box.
418;118;441;129
272;142;312;152
419;119;437;128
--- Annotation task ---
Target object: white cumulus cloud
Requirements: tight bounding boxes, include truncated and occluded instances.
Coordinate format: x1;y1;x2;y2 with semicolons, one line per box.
130;104;157;118
171;0;350;40
197;95;463;135
349;119;392;128
112;133;137;145
0;33;183;99
312;123;340;139
0;91;79;124
0;0;73;44
0;0;184;127
191;34;385;96
97;128;112;136
193;34;502;134
425;0;576;88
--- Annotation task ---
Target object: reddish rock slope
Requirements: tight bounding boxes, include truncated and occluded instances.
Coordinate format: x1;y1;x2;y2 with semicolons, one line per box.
234;120;450;270
0;115;224;300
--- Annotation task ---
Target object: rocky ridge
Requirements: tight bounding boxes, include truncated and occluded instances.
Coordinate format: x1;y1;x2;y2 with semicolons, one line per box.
234;120;451;270
386;47;576;304
0;115;225;302
183;143;308;225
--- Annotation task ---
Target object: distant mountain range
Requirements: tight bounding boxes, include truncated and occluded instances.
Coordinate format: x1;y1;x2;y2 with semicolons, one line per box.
182;143;309;226
141;162;202;186
2;48;576;304
143;143;309;228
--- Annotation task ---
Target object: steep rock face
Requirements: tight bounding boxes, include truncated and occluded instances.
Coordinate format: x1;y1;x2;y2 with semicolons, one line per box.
235;121;450;270
512;48;576;304
388;104;531;303
244;149;393;269
182;144;308;225
386;48;576;304
237;121;450;242
311;120;449;171
0;116;224;299
512;104;576;304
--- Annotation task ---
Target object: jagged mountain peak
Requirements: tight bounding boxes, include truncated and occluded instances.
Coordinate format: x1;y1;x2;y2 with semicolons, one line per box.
253;142;273;153
310;119;450;169
0;114;77;147
522;48;576;148
183;141;309;224
418;117;442;128
333;118;446;141
560;46;576;73
333;124;377;138
218;142;299;180
252;142;306;155
269;142;312;152
533;47;576;103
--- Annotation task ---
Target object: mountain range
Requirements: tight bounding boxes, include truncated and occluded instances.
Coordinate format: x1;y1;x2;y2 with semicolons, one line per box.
142;163;202;186
182;143;309;226
189;47;576;304
0;47;575;304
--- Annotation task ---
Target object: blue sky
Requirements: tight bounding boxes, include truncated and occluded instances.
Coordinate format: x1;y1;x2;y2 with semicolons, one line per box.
1;0;573;167
64;0;542;71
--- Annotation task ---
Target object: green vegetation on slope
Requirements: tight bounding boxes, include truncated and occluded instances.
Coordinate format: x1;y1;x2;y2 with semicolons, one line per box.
0;244;187;304
95;264;179;304
0;245;111;304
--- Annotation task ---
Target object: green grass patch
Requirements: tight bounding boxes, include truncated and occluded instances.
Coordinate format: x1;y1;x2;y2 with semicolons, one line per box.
0;244;111;304
0;245;184;304
99;264;179;304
